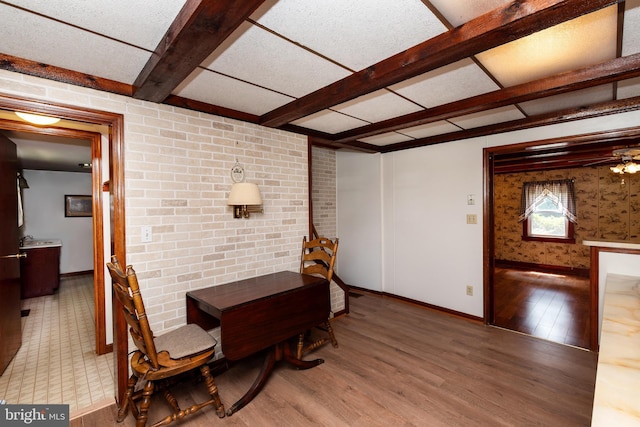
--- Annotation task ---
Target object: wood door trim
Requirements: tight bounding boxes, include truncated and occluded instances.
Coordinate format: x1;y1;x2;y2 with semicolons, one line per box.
0;93;127;404
484;124;640;352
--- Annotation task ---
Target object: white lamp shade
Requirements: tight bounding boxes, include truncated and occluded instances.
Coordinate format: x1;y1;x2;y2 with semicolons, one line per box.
228;182;262;205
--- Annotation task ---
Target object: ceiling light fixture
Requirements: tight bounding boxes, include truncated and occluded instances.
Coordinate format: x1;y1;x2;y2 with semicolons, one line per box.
610;159;639;175
15;111;61;126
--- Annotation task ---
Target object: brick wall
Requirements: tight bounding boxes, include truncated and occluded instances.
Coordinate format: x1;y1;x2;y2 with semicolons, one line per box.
0;70;309;338
311;146;344;313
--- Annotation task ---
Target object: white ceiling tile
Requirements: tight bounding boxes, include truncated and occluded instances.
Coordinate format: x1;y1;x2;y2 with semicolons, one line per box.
476;6;617;87
359;132;413;146
252;0;446;71
622;0;640;56
389;59;500;108
429;0;513;27
518;85;614;116
397;121;461;139
174;69;295;116
617;77;640;100
449;106;525;129
332;90;423;123
291;110;369;134
201;22;351;98
2;0;186;50
0;4;150;84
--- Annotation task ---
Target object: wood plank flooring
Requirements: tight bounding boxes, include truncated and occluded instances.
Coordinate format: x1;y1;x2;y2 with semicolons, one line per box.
493;267;590;349
71;291;597;426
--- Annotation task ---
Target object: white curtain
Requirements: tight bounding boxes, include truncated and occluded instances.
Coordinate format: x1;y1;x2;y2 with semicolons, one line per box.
518;179;576;224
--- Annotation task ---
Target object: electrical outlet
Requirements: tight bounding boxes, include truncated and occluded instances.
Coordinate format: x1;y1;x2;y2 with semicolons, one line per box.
141;226;152;243
466;214;477;224
466;285;473;296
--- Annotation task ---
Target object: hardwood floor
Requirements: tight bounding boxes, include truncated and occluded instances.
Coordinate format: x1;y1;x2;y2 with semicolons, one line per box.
71;291;597;426
493;267;590;349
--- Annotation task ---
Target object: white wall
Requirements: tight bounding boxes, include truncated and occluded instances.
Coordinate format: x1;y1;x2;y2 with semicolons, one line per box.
338;109;640;319
21;170;93;274
337;151;382;291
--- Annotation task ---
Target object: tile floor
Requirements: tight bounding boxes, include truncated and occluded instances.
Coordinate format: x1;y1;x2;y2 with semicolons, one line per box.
0;274;115;415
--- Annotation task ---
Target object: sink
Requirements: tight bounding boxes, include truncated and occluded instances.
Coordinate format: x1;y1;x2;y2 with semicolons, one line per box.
20;239;62;249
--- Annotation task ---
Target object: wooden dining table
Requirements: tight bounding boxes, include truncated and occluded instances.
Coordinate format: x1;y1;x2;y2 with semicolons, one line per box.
186;270;330;415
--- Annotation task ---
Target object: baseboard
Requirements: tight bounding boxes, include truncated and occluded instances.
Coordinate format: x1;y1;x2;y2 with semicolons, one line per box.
495;260;590;277
60;270;94;278
346;284;483;323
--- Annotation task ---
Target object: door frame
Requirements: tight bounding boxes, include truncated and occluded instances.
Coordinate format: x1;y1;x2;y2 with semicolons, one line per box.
483;125;640;352
0;93;127;404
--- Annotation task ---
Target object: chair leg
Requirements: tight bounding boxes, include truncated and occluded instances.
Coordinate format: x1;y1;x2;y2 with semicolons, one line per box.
117;374;137;422
200;364;226;418
325;319;339;348
135;381;154;427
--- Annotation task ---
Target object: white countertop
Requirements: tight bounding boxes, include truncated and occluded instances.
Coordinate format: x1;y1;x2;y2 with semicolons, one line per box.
20;238;62;250
591;273;640;426
583;240;640;251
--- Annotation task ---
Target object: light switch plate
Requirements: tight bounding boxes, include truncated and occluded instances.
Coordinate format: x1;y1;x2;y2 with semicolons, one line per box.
141;226;152;243
466;214;477;224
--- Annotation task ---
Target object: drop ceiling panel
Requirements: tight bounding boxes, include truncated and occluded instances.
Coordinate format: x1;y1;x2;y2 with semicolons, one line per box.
518;85;614;116
174;69;295;116
200;22;351;98
476;6;617;87
360;132;413;146
616;77;640;100
449;106;525;129
252;0;447;71
2;0;186;51
397;121;462;139
332;90;423;124
622;0;640;56
0;4;151;84
428;0;513;27
291;110;368;134
389;59;500;108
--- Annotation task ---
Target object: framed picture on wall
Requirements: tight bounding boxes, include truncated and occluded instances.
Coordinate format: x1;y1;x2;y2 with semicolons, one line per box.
65;195;92;217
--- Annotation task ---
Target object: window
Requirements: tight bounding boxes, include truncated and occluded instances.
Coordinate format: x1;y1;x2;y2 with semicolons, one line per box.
519;180;576;243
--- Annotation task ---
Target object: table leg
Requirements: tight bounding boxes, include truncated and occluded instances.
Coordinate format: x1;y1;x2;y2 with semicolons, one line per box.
226;341;324;416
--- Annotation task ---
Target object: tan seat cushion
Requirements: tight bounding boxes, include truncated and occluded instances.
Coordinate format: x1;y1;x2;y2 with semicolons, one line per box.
154;323;217;359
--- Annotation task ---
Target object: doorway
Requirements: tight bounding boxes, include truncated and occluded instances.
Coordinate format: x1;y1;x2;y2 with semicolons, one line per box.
483;126;640;352
0;94;127;405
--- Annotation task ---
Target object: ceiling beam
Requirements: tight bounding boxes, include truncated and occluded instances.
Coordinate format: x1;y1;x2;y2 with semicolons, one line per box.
380;95;640;153
339;53;640;145
133;0;266;102
260;0;617;128
0;53;133;97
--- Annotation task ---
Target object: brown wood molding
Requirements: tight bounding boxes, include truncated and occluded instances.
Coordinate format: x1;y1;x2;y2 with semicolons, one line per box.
348;285;483;323
0;53;133;97
163;95;260;124
260;0;616;127
0;93;128;407
133;0;267;102
495;259;590;278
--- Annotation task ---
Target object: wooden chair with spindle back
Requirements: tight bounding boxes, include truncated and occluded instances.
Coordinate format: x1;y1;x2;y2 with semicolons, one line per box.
297;236;340;360
107;256;225;427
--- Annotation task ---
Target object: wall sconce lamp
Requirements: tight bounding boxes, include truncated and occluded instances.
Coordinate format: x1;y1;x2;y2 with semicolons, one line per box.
228;182;263;218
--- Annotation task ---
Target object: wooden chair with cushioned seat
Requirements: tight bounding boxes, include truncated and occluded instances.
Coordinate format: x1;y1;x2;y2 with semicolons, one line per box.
297;236;339;360
107;256;225;427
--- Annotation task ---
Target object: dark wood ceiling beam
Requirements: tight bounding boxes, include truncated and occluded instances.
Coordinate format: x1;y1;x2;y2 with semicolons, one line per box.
343;53;640;146
380;95;640;153
163;95;260;123
260;0;617;128
133;0;266;102
0;53;133;97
